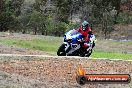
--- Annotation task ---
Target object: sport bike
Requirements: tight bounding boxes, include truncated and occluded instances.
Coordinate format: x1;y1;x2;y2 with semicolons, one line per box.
57;29;95;57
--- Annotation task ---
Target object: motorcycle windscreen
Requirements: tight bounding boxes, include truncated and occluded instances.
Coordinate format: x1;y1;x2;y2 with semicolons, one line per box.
69;30;80;36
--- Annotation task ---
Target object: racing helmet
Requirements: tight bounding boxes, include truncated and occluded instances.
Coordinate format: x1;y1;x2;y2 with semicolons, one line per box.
82;21;89;31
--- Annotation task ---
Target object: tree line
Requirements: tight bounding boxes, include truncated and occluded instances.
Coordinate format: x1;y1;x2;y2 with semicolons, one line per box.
0;0;131;37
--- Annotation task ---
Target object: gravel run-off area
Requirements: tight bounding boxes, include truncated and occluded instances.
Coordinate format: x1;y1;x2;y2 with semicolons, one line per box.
0;56;132;88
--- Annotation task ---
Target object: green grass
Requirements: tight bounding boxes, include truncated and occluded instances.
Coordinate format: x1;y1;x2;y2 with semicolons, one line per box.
0;37;132;59
91;50;132;60
0;39;61;54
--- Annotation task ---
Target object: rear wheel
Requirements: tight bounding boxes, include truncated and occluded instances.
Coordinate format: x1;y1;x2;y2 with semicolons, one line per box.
92;42;95;48
57;44;66;56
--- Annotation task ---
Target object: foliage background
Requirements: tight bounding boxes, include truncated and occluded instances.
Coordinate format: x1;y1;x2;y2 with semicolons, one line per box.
0;0;132;38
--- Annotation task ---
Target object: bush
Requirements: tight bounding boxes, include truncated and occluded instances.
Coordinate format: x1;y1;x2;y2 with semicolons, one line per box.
117;11;132;24
53;22;68;36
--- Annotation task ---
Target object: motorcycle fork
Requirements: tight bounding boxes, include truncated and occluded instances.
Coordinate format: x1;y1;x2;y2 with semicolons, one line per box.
65;43;71;53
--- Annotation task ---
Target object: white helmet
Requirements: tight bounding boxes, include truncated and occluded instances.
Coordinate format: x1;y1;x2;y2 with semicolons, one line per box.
82;21;89;31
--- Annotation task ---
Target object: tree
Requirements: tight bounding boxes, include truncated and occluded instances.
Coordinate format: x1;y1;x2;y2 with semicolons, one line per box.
53;0;72;23
0;0;24;32
27;0;54;35
0;0;7;31
88;0;116;38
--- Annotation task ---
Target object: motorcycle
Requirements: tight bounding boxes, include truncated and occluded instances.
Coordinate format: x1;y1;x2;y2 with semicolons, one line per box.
57;29;95;57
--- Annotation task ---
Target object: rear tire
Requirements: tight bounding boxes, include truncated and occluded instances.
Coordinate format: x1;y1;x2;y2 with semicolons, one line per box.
92;42;95;48
57;44;66;56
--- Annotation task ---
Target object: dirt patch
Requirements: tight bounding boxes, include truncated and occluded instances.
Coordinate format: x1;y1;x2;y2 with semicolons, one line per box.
0;33;33;41
0;56;132;88
110;25;132;40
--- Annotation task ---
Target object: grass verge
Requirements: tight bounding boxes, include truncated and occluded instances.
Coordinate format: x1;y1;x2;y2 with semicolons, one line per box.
91;50;132;60
0;39;61;54
0;38;132;59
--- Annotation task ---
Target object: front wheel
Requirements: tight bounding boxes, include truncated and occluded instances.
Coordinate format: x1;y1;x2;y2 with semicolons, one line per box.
85;49;92;57
57;44;66;56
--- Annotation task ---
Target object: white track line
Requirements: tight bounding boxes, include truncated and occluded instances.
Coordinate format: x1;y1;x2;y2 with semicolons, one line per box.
0;54;131;61
92;57;132;61
0;54;88;59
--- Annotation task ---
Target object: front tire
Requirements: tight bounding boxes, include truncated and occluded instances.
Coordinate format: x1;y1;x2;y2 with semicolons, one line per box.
86;49;92;57
57;44;66;56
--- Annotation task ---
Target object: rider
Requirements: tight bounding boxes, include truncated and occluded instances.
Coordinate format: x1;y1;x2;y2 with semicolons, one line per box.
76;20;95;50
